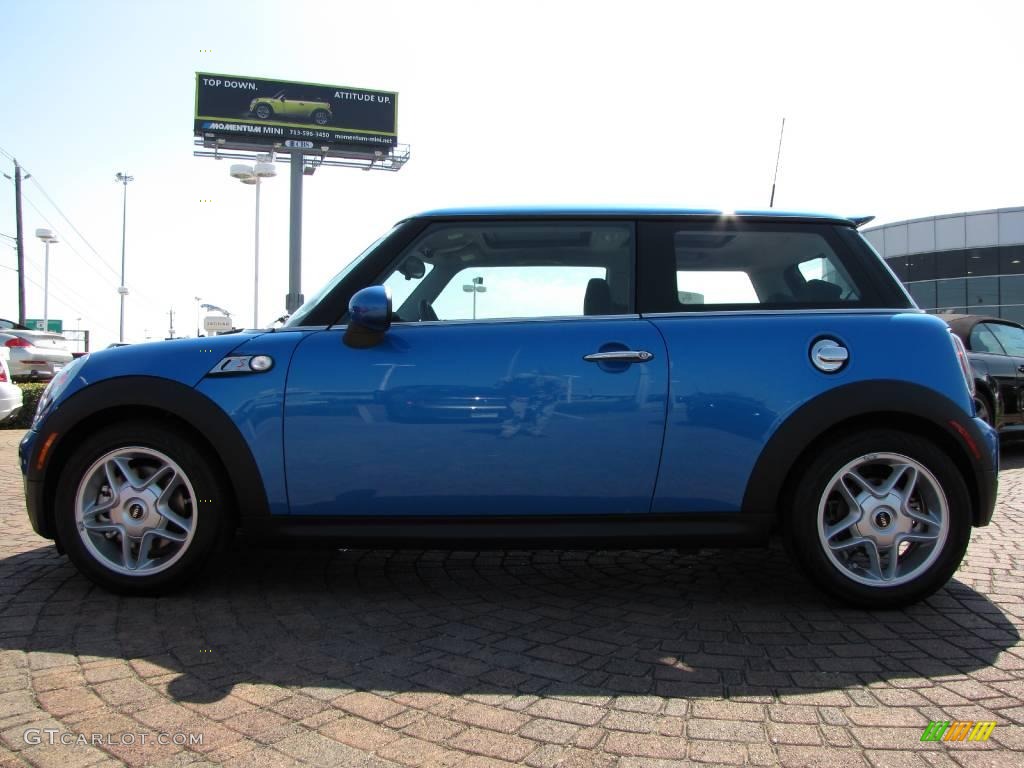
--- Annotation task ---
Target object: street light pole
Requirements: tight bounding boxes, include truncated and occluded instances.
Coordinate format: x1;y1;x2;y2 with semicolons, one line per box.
462;276;487;319
35;229;58;330
115;172;134;342
230;157;275;328
44;240;50;327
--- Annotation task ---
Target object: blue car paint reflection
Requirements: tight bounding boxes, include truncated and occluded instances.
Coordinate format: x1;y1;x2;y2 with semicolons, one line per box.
283;319;669;517
649;311;974;513
196;331;309;517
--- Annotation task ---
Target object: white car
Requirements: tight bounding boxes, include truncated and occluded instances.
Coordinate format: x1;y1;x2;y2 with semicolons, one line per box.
0;353;23;422
0;318;73;381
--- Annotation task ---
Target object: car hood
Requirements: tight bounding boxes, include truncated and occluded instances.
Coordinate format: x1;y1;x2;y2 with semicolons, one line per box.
74;332;267;391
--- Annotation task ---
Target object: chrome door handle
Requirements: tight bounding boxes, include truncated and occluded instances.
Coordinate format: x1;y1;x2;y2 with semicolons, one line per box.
583;350;654;363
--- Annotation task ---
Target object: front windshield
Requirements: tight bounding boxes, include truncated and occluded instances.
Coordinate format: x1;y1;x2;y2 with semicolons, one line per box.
284;226;398;327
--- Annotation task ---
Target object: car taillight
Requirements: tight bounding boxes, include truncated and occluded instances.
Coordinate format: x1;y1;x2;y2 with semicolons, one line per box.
0;366;7;383
4;338;31;348
949;330;976;397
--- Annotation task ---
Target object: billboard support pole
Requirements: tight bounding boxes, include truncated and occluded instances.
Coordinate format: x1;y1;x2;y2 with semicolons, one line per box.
286;154;304;314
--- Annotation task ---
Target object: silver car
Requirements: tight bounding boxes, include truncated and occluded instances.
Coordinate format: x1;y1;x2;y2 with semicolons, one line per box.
0;319;74;381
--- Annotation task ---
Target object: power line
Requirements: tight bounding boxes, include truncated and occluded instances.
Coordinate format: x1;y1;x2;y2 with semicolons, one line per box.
4;175;165;310
1;144;169;329
13;181;167;308
12;182;120;290
23;250;108;318
22;259;119;336
28;175;124;281
0;145;123;281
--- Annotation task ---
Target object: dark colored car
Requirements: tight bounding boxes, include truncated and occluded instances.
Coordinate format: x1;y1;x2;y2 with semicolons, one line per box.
943;314;1024;433
19;207;998;607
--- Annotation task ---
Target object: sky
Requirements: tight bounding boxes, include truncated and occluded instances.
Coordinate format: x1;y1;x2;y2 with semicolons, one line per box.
1;0;1022;348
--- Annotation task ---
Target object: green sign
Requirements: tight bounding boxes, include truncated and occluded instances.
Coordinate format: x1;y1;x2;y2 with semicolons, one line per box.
26;319;62;333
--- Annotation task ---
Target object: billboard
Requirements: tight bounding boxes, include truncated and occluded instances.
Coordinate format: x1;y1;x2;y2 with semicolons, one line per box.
194;72;397;152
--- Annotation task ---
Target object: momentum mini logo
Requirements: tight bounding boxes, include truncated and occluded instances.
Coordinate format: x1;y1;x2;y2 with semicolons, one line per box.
920;721;996;742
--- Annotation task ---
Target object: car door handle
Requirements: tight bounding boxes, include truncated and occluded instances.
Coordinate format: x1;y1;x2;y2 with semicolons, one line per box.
1018;365;1024;374
583;350;654;363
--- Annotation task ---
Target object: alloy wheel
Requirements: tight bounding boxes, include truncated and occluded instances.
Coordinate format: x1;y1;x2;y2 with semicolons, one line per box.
74;447;198;576
816;452;949;587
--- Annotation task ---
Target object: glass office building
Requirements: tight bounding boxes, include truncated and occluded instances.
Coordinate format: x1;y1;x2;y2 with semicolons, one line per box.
862;207;1024;323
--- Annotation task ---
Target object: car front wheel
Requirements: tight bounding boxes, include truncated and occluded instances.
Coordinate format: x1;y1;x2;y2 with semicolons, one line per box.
785;429;971;607
54;421;229;594
255;104;273;119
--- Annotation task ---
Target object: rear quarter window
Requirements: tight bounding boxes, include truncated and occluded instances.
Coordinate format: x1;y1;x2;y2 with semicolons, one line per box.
639;221;912;313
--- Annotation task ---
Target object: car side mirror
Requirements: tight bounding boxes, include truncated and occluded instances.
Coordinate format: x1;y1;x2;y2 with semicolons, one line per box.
344;285;392;348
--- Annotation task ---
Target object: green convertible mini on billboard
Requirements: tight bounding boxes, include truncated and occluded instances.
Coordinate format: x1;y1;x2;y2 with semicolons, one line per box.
194;72;397;151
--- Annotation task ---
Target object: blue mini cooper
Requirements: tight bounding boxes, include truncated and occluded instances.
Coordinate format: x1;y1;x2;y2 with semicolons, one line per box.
19;208;998;606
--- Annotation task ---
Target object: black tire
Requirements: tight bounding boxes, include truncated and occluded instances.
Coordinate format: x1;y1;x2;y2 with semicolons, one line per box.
311;109;330;125
54;420;230;595
254;103;273;119
974;392;994;428
784;429;971;608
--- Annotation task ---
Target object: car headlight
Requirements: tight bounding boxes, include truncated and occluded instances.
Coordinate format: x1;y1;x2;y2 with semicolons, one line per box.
250;99;257;109
32;354;88;429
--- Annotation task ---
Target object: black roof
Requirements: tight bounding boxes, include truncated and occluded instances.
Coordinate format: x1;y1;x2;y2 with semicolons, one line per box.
941;313;1022;344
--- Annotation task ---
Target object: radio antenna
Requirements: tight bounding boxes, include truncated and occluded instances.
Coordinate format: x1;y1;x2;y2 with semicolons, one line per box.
769;117;786;208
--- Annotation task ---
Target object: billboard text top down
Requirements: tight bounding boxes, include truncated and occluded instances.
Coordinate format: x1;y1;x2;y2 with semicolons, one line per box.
195;72;397;152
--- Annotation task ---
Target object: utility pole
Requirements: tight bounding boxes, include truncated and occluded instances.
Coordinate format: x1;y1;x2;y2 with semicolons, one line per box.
167;307;175;339
13;161;26;325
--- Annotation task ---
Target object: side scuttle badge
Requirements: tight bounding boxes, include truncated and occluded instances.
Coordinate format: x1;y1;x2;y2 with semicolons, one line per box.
208;355;274;375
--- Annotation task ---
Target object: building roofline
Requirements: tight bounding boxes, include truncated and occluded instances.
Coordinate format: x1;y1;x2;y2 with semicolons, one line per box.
863;206;1024;232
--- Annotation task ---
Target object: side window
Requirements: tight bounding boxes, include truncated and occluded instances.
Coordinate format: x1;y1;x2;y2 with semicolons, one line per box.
433;266;608;320
639;223;880;313
969;324;1005;355
987;323;1024;357
677;270;757;304
377;222;634;322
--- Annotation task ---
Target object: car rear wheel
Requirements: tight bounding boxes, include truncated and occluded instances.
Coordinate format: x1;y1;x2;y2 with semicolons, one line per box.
255;103;273;119
974;393;993;427
54;421;229;594
785;429;971;607
312;109;330;125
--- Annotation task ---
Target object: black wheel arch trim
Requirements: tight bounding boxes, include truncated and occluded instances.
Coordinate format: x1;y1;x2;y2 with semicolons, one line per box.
25;375;269;540
741;380;997;527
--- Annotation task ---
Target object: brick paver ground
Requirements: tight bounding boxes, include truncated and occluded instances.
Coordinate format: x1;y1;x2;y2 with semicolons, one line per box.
0;429;1022;767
